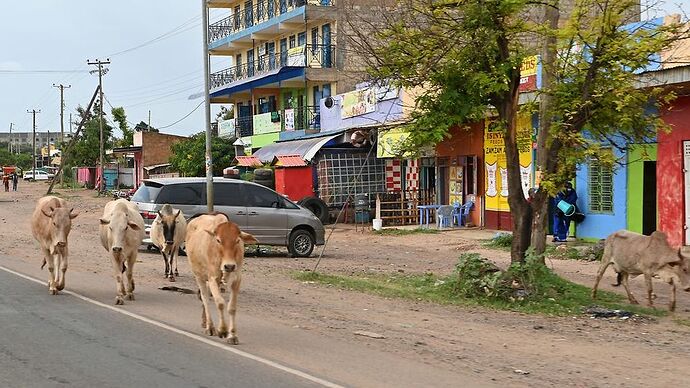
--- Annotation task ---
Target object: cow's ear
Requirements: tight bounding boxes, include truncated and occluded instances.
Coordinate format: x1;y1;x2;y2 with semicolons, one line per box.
127;221;141;231
239;231;258;245
204;229;215;237
69;208;78;219
175;210;182;218
42;207;54;218
99;218;110;225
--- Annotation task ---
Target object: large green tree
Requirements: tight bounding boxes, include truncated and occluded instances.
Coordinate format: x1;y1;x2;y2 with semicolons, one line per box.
64;101;114;167
111;106;134;147
348;0;682;262
0;146;32;170
169;132;235;177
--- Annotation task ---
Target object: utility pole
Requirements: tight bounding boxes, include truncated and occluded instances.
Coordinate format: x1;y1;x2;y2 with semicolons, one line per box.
88;58;110;194
27;110;40;175
202;0;214;212
69;113;73;133
8;123;12;153
53;83;71;186
148;110;151;129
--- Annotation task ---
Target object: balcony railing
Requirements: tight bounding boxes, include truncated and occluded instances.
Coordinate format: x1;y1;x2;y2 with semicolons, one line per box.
208;0;335;44
234;105;321;138
210;44;336;89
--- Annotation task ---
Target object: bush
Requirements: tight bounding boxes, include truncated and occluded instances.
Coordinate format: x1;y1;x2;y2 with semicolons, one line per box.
483;232;513;249
453;253;509;298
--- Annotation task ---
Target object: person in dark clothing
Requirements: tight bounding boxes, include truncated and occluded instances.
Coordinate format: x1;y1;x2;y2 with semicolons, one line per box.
552;182;578;242
11;172;18;191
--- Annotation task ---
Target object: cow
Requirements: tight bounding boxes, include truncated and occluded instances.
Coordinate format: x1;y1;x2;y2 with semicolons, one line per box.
31;196;78;295
592;230;690;311
99;199;145;305
185;212;257;344
150;204;186;282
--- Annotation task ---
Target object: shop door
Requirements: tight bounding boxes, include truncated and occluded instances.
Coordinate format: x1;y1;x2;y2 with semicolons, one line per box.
642;161;657;236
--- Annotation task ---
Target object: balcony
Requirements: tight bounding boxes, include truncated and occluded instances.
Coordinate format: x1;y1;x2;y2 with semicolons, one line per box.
208;0;336;47
210;44;336;91
235;105;321;139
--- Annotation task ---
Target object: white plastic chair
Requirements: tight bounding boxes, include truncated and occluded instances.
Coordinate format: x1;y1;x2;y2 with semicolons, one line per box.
437;205;454;229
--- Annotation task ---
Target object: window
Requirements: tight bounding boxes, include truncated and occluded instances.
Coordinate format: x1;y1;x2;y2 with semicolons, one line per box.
214;183;244;206
156;183;204;205
297;31;306;46
289;35;296;49
589;160;613;213
245;184;281;208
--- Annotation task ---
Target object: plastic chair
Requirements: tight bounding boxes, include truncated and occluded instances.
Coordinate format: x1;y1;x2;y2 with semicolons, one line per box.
437;205;454;229
454;202;474;226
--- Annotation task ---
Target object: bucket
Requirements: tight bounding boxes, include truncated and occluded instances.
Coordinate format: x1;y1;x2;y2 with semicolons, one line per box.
372;218;383;231
556;200;576;217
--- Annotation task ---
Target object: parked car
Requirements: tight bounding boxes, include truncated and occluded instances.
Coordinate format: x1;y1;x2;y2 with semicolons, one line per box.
131;177;326;257
23;170;53;181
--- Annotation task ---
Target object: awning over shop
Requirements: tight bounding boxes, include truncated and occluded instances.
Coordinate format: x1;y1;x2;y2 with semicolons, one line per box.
252;132;343;163
210;67;305;99
272;154;307;167
143;163;171;171
110;146;142;156
234;155;262;167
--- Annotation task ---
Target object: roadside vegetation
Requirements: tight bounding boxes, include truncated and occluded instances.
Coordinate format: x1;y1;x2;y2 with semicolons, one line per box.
373;228;440;236
295;251;663;317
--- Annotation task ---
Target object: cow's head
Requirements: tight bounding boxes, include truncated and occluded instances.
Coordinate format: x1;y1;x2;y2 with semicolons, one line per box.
42;206;78;248
674;249;690;292
158;209;182;247
205;221;257;276
100;210;140;254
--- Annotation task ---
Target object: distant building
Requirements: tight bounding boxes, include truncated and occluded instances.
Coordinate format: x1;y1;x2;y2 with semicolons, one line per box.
111;131;187;187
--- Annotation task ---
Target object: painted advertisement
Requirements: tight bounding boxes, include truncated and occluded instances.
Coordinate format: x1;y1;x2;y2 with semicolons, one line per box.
287;45;306;67
284;109;295;131
252;111;281;135
377;127;411;158
484;113;534;212
341;88;377;119
519;55;540;92
218;119;235;139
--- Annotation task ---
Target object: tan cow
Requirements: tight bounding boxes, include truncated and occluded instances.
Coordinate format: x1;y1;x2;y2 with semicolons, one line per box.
592;230;690;311
31;196;78;294
150;204;186;282
99;199;145;305
185;212;257;344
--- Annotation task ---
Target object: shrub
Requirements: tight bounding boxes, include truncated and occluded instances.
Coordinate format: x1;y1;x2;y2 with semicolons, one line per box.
453;253;510;298
483;232;513;249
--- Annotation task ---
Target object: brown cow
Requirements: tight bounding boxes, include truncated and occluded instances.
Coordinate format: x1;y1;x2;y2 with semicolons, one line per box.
592;230;690;311
31;196;78;294
185;213;257;344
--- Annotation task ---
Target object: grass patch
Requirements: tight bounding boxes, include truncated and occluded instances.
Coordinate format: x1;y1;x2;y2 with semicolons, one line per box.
294;252;664;317
482;232;513;251
373;228;440;236
675;318;690;328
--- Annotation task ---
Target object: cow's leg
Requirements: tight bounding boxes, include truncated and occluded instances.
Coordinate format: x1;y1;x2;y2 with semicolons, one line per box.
196;279;216;336
226;277;241;345
644;273;654;307
208;277;228;339
168;249;176;282
125;254;136;301
43;248;57;295
110;255;126;305
591;261;612;299
173;247;179;277
161;251;169;278
56;253;68;291
620;273;639;305
669;281;677;312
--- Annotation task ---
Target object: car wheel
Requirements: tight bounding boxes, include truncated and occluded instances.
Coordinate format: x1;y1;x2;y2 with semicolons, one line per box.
288;229;315;257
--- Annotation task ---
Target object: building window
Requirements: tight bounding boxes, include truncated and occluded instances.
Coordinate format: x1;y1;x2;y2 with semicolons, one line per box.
588;160;613;213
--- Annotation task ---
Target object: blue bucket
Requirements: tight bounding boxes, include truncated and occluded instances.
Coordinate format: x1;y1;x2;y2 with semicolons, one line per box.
556;200;575;217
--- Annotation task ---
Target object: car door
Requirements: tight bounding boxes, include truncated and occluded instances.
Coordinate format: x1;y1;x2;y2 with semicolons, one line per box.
155;183;205;219
243;184;289;245
211;182;248;228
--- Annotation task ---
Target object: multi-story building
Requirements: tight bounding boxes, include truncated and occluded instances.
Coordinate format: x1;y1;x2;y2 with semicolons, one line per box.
0;131;65;154
207;0;354;150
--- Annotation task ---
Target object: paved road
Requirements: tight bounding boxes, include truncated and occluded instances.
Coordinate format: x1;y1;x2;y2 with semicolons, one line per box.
0;269;328;388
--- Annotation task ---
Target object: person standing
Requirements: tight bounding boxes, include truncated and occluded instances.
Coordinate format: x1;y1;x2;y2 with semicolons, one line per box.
11;172;18;191
2;174;9;192
552;182;578;243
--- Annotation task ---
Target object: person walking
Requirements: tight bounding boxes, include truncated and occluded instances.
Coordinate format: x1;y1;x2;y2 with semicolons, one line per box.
552;182;578;243
2;174;9;192
11;172;18;191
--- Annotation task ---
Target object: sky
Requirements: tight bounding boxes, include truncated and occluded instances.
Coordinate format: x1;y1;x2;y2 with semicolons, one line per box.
0;1;688;139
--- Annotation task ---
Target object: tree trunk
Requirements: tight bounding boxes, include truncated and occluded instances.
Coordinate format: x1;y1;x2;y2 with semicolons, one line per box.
531;0;560;258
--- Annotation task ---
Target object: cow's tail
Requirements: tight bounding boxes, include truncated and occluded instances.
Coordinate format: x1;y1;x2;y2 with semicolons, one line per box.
40;258;46;270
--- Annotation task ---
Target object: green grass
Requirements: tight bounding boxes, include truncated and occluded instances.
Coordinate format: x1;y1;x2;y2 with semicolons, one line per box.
373;228;440;236
674;318;690;327
293;269;664;317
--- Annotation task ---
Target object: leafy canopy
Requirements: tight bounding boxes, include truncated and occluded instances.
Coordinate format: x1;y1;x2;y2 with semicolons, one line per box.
169;132;235;177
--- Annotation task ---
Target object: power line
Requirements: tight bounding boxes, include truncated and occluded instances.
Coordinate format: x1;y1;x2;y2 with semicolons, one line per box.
104;15;201;57
0;69;89;74
158;101;204;129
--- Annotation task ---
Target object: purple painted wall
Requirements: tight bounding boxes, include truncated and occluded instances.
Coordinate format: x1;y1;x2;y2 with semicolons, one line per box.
319;90;404;132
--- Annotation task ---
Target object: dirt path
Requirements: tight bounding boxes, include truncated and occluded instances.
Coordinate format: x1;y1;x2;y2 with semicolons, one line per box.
1;182;689;387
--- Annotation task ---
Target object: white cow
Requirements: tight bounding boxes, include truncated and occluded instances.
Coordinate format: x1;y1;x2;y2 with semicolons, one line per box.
99;199;145;305
150;204;186;282
31;196;78;294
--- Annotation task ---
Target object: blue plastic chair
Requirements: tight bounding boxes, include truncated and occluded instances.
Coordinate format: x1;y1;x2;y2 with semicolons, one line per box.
436;205;454;229
453;202;474;226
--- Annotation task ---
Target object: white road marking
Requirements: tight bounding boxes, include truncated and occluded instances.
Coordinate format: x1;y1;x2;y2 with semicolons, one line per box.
0;265;344;388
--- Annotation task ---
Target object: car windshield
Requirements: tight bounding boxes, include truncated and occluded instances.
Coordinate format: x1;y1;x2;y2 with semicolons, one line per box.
131;182;163;203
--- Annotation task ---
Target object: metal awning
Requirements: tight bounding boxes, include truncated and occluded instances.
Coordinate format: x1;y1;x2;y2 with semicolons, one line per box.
234;155;262;167
272;154;307;167
143;163;171;171
252;132;343;163
210;67;305;99
111;146;142;155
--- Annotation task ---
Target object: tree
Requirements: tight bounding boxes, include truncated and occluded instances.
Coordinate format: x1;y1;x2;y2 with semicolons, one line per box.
111;106;133;147
64;101;114;167
347;0;683;262
169;132;235;177
216;105;234;121
0;146;32;170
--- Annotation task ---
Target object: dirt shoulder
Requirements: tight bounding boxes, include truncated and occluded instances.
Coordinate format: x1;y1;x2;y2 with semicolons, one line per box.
1;182;689;387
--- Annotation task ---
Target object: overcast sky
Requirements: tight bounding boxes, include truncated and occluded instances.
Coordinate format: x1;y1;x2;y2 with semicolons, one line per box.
0;1;688;139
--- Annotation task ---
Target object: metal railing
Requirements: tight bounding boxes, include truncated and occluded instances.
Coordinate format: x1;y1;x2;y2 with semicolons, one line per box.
210;44;336;89
236;116;254;137
233;105;321;138
208;0;335;44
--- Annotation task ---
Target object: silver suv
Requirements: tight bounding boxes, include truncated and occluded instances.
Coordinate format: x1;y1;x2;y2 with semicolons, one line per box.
131;177;325;257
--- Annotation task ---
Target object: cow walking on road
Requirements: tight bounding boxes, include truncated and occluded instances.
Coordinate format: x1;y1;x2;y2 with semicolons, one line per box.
592;230;690;311
31;196;78;294
150;204;186;282
99;199;145;305
185;213;257;344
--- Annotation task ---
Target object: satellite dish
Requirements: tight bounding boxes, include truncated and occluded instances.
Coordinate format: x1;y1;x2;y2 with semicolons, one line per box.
324;96;334;109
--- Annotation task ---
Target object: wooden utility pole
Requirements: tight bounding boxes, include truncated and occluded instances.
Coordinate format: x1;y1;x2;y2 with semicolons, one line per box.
27;109;40;175
7;123;12;153
87;59;110;194
53;83;71;186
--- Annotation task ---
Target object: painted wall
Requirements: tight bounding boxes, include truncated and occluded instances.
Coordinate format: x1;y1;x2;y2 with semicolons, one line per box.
575;147;628;240
319;88;404;132
627;144;657;234
658;95;690;247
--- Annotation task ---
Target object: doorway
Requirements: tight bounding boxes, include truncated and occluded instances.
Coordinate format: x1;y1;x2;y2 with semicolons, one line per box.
642;161;657;235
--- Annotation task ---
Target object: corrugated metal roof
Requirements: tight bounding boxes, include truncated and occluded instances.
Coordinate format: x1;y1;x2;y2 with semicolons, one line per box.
253;132;342;163
234;155;262;167
273;154;307;167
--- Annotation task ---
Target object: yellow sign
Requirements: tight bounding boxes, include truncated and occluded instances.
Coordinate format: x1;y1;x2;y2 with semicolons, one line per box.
342;88;377;119
520;55;539;77
484;113;534;212
377;127;412;158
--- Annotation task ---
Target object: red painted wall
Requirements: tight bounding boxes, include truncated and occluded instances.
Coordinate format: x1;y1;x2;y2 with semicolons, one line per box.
658;95;690;247
275;166;315;201
436;122;485;227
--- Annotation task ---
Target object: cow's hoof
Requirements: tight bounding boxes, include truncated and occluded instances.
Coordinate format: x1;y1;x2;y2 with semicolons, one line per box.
204;325;216;336
115;297;124;305
174;270;179;276
50;288;58;295
227;336;239;345
126;293;135;301
57;283;65;291
168;276;176;283
217;326;228;339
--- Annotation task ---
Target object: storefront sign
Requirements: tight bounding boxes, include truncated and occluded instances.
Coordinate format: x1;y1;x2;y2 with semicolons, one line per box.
484;113;534;212
218;119;235;138
377;127;412;158
252;112;281;135
287;45;306;67
342;88;377;119
519;55;540;92
284;109;295;131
